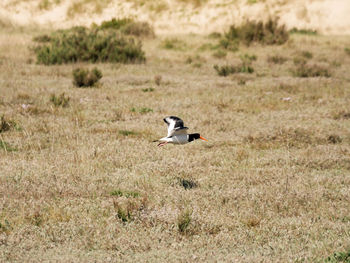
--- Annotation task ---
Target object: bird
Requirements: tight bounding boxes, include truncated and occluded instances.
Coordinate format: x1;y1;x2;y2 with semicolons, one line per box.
154;116;207;147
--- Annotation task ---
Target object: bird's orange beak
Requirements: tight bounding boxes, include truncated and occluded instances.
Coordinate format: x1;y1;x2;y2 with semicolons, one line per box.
200;136;207;141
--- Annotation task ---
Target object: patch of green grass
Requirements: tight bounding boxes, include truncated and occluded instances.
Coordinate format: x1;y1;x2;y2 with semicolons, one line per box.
73;67;102;87
325;249;350;262
110;189;140;198
290;28;318;35
33;26;146;64
50;93;70;107
0;140;17;152
177;210;192;234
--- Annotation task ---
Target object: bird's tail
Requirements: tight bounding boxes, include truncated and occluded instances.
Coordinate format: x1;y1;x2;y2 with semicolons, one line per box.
152;139;159;142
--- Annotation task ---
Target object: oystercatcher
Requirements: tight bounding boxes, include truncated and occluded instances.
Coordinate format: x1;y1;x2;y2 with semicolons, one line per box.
154;116;207;147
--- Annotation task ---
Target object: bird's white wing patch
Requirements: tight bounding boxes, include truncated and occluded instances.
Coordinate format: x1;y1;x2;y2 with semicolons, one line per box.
164;116;189;137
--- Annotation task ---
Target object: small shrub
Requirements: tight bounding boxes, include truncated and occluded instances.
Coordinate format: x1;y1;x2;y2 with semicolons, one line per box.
73;67;102;87
223;19;289;47
327;135;342;144
33;26;146;64
219;38;239;52
267;55;287;64
179;178;198;190
293;62;331;78
98;18;133;30
214;63;254;76
177;210;192;234
50;93;70;107
289;28;318;35
0;116;20;133
0;116;11;133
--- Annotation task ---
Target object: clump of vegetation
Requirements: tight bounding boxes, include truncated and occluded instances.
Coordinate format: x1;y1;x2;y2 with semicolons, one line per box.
33;26;146;65
325;249;350;263
221;19;289;48
300;50;313;59
130;107;153;114
161;38;187;50
50;93;70;107
0;140;17;152
179;178;198;190
177;210;192;234
267;55;287;64
142;88;154;92
0;115;11;133
0;116;20;133
96;18;155;38
214;63;254;76
111;189;140;198
327;135;342;144
345;48;350;56
212;49;227;58
293;62;331;78
218;38;239;52
290;28;318;35
73;67;102;87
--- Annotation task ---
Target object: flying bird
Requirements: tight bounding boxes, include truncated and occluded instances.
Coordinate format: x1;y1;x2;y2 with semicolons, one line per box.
154;116;207;147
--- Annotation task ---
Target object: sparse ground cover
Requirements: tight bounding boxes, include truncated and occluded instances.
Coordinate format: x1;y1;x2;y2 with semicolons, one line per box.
0;24;350;262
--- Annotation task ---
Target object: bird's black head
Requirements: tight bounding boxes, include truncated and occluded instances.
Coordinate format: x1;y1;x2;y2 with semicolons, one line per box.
188;133;207;142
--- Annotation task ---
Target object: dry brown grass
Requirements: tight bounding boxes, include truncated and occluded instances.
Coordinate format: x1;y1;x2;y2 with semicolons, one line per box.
0;26;350;262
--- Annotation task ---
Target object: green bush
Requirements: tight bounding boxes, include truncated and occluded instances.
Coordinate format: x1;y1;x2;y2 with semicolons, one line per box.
214;64;254;76
73;67;102;87
221;19;289;47
33;26;146;65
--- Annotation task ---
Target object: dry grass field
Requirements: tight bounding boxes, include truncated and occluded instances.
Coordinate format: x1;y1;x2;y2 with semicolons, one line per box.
0;24;350;262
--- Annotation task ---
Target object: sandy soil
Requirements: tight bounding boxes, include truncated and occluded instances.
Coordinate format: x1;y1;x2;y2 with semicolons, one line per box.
1;0;349;34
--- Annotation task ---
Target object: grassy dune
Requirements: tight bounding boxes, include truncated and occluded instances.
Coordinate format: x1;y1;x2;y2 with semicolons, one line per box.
0;26;350;262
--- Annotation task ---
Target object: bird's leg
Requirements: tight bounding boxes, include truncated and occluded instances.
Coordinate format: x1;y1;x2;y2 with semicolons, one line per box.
157;142;168;147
